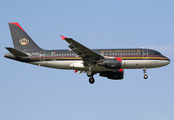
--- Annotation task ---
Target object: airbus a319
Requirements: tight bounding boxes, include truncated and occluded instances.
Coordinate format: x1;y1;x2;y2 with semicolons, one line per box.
4;23;170;84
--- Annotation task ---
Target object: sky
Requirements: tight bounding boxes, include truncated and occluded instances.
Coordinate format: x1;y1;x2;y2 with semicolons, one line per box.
0;0;174;120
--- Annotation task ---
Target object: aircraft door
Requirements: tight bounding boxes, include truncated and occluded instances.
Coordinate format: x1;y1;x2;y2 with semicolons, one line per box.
142;49;148;59
40;51;45;61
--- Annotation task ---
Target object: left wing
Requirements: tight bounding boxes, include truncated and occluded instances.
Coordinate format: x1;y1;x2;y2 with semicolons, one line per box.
61;35;104;64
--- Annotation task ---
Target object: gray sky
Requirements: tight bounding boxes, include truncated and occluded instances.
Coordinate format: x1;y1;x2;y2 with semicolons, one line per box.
1;0;174;120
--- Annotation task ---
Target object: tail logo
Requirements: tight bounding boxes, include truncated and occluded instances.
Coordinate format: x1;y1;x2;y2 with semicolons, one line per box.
19;38;29;45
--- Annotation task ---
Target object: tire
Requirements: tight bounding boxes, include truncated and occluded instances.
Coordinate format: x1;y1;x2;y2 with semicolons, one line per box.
87;71;93;77
89;77;95;84
144;74;148;79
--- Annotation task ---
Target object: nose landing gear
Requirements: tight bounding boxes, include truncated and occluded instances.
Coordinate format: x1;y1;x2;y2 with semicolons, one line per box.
89;77;95;84
143;68;148;79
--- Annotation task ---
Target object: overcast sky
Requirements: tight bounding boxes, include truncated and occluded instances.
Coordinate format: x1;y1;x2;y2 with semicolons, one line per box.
0;0;174;120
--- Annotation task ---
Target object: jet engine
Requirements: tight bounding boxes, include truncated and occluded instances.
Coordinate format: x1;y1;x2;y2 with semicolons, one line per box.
96;58;122;69
100;69;124;80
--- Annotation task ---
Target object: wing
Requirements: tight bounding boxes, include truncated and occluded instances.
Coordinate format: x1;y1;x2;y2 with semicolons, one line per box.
61;35;104;64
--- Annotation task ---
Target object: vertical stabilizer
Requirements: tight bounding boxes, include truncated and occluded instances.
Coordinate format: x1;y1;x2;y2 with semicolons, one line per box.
8;23;42;52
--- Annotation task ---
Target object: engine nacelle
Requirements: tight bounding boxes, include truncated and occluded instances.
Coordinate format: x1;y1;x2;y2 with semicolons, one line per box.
97;58;122;69
100;69;124;80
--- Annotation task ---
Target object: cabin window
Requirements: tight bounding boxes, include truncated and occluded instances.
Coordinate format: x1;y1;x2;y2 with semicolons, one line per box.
120;53;122;55
105;53;108;55
117;53;119;55
139;53;141;55
136;53;138;55
128;53;130;55
115;53;117;55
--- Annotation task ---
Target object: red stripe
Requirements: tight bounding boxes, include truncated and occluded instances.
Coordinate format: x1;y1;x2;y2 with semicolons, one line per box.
9;22;25;32
119;69;123;72
115;58;122;62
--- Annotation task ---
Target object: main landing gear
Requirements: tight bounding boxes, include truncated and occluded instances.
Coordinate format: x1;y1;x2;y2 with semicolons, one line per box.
143;68;148;79
87;71;95;84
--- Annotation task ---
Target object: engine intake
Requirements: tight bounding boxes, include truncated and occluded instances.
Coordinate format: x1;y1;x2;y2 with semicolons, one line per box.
97;58;122;69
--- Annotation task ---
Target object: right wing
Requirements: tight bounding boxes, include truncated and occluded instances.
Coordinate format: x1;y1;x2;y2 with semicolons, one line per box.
61;35;104;64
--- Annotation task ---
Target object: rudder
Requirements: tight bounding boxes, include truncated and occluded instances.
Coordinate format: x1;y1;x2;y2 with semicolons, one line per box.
8;22;42;52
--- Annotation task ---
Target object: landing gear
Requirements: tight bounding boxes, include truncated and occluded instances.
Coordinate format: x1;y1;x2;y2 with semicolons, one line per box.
87;71;96;84
144;74;148;79
143;68;148;79
89;77;95;84
87;71;93;77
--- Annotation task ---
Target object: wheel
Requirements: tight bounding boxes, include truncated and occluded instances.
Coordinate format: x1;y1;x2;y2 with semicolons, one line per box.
144;74;148;79
87;71;93;77
89;77;95;84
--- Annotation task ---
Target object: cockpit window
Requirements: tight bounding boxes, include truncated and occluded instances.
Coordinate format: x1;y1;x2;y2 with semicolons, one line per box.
155;52;162;55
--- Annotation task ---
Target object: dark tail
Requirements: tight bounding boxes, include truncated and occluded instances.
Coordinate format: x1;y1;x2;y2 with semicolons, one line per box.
8;23;43;52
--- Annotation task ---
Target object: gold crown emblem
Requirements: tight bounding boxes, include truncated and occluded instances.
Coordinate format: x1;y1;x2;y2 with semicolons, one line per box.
19;38;29;45
137;49;141;52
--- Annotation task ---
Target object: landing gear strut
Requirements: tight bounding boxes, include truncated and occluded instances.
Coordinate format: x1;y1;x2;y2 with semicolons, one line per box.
143;68;148;79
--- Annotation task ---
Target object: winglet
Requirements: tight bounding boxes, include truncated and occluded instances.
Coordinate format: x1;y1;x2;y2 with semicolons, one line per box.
60;35;66;40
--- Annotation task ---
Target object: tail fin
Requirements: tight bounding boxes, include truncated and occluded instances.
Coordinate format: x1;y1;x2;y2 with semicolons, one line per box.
8;23;43;52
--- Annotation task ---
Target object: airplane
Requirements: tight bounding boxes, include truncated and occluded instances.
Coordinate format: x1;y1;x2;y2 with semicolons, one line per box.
4;22;170;84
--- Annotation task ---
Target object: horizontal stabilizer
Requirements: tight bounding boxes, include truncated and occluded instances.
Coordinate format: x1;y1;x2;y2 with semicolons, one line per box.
5;47;29;57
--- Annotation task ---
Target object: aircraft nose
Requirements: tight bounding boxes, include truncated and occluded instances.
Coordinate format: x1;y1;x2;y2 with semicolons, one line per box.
167;57;170;64
164;57;170;65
